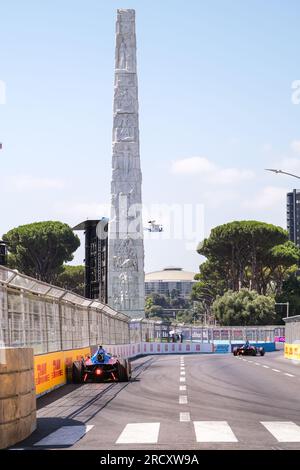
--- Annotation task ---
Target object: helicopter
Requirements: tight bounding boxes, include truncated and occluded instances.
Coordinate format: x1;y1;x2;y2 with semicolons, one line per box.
144;220;163;232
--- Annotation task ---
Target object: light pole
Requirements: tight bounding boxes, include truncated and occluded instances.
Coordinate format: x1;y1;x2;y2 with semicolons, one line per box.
275;302;289;318
265;169;300;180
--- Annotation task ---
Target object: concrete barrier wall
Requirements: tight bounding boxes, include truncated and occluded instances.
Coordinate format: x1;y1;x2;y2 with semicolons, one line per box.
34;347;91;397
103;342;214;357
284;343;300;361
0;348;36;449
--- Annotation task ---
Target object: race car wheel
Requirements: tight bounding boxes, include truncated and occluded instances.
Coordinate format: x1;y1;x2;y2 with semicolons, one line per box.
252;349;256;356
117;359;130;382
260;348;265;356
72;360;84;383
233;350;238;356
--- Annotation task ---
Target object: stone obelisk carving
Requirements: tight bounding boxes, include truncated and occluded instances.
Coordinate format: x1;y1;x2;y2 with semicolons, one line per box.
107;9;145;317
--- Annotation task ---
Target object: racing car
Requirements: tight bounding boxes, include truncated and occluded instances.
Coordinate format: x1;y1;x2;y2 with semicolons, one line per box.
233;344;265;356
72;345;131;383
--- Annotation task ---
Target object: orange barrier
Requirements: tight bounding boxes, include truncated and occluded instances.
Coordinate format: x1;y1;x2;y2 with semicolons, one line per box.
34;347;91;396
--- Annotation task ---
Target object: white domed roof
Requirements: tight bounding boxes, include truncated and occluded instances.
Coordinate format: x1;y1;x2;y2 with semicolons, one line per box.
145;267;196;282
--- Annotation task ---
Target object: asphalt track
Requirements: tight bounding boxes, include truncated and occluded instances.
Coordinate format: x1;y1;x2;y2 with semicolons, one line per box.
12;351;300;450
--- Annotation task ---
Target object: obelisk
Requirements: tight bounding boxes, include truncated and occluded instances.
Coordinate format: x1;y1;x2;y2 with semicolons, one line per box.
107;9;145;317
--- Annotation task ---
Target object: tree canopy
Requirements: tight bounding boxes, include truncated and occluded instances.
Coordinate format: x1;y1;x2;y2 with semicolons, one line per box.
3;221;80;283
145;292;192;322
196;221;299;297
276;272;300;319
56;265;85;296
212;289;277;326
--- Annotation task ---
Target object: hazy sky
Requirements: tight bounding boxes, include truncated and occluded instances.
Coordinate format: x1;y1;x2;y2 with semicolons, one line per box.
1;0;300;273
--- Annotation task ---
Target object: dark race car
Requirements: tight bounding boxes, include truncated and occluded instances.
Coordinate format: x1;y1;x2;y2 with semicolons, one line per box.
72;345;131;383
233;345;265;357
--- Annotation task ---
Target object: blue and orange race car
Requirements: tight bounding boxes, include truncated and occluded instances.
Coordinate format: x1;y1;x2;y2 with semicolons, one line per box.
72;346;131;383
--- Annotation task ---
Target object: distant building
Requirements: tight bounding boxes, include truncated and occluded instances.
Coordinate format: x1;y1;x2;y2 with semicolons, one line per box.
0;240;7;266
73;219;108;302
145;267;196;299
287;189;300;246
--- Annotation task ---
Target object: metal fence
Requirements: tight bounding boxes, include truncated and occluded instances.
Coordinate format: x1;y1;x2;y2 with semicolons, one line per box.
0;266;285;355
284;315;300;343
129;319;284;344
0;266;130;354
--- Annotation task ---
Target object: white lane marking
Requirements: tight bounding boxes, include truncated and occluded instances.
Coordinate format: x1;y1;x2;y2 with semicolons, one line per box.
180;377;186;382
180;412;191;422
255;363;260;366
284;373;295;377
261;422;300;442
272;369;281;373
179;385;186;391
194;421;238;443
263;365;269;368
116;423;160;444
34;425;94;446
179;395;188;404
247;360;253;363
180;371;186;376
180;367;185;371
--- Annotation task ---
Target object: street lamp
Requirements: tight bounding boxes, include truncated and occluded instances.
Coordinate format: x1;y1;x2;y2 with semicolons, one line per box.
265;169;300;180
275;302;289;318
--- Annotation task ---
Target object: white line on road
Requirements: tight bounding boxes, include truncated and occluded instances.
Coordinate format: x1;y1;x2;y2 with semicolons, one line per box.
179;385;186;391
179;395;188;404
263;365;269;368
34;425;94;447
180;377;186;382
272;369;281;373
180;371;186;376
261;421;300;442
193;421;238;443
116;423;160;444
180;412;191;422
255;363;260;366
284;373;295;377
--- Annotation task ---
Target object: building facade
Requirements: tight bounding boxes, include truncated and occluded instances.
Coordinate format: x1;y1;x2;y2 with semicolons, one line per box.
0;241;7;266
287;189;300;246
145;267;196;299
73;219;108;302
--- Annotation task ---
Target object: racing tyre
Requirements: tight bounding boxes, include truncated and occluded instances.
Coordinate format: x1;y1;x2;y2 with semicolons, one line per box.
117;359;130;382
233;350;238;356
252;349;256;356
72;360;84;384
260;348;265;356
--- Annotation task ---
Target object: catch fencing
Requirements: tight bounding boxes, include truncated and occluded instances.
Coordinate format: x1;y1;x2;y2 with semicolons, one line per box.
0;266;130;354
0;266;285;355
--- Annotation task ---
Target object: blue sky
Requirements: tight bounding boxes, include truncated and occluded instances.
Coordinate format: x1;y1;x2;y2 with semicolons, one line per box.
1;0;300;273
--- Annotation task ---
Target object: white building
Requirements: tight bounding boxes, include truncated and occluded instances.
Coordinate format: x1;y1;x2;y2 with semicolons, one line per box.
145;267;197;299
